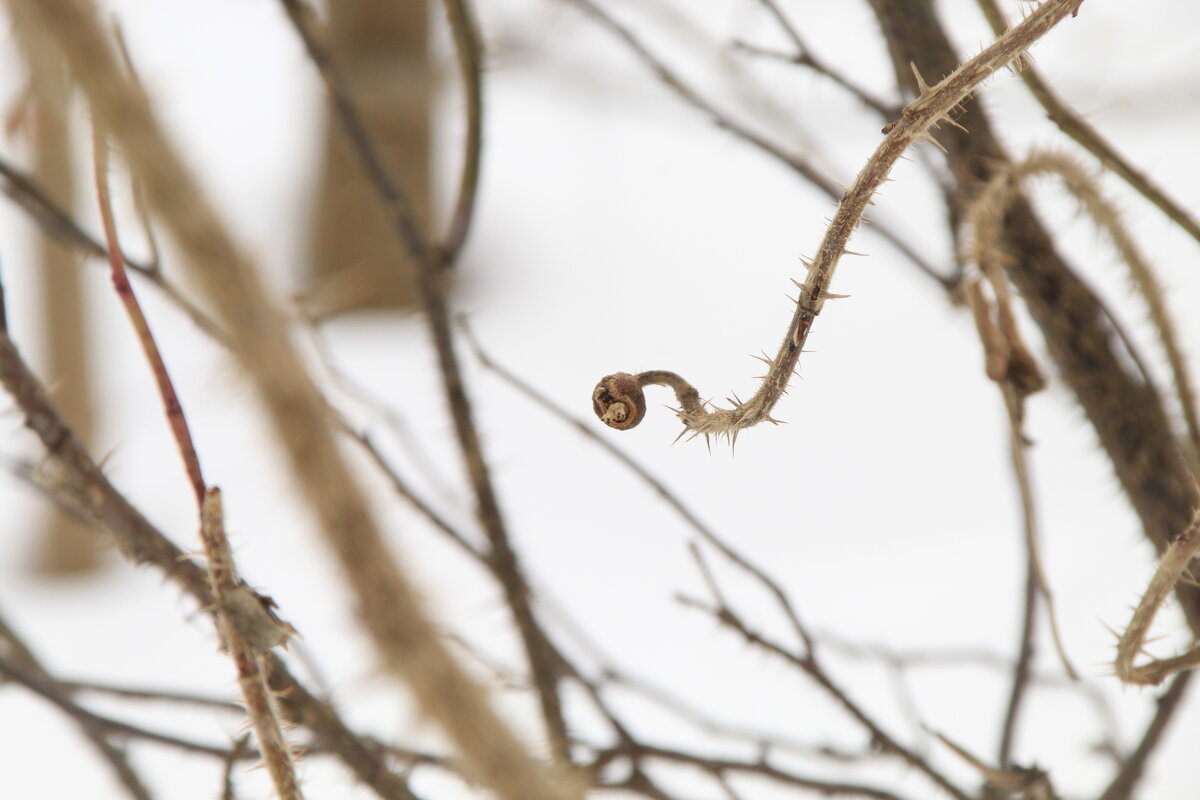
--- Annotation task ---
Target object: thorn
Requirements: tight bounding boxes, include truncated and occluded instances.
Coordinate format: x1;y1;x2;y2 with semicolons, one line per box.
842;249;869;257
918;132;948;153
945;115;969;134
822;291;851;300
909;61;932;96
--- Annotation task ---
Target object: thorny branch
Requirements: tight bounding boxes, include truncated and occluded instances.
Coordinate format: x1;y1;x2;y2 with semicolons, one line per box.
592;0;1085;442
1114;507;1200;686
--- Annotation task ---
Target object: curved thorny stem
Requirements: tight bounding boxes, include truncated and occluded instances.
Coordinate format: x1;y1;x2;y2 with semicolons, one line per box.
592;0;1085;442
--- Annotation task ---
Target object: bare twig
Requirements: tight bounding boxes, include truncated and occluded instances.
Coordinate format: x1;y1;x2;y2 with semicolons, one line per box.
96;121;303;799
0;154;228;346
0;332;418;799
676;592;971;800
19;0;576;793
592;0;1084;440
91;123;206;505
565;0;951;290
975;0;1200;248
740;0;898;118
0;616;153;800
1114;508;1200;686
438;0;484;266
60;681;243;712
593;740;913;800
1097;670;1193;800
277;0;576;773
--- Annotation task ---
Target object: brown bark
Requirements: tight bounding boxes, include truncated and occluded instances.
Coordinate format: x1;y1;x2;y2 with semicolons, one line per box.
306;0;432;316
868;0;1200;627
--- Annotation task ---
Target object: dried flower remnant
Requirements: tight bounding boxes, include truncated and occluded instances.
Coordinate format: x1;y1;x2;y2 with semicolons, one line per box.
592;372;647;430
593;370;706;431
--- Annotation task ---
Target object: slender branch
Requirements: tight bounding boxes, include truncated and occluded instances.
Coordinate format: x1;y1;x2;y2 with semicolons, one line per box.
975;0;1200;248
92;123;206;506
565;0;951;289
0;617;153;800
464;323;812;652
676;594;971;800
16;0;566;795
594;740;912;800
438;0;484;266
1114;508;1200;686
0;656;238;762
0;154;229;346
60;681;243;712
1097;670;1193;800
592;0;1085;439
995;389;1039;771
95;122;304;800
276;0;575;771
0;317;418;799
741;0;899;118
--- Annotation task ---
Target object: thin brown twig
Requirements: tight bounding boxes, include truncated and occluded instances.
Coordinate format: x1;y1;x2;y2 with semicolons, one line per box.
675;594;971;800
995;389;1040;772
276;0;575;772
1097;670;1193;800
0;316;418;799
741;0;899;118
0;652;231;763
0;154;229;346
91;123;206;506
975;0;1200;248
592;0;1085;440
16;1;574;795
1114;507;1200;686
94;123;304;800
564;657;908;800
59;680;243;712
564;0;951;290
593;740;913;800
0;616;153;800
438;0;484;266
462;320;815;653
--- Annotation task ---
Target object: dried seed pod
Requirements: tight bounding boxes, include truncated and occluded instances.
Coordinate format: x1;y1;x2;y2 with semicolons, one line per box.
592;372;646;430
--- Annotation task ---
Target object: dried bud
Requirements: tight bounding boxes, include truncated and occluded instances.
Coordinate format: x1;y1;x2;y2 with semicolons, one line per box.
592;372;647;430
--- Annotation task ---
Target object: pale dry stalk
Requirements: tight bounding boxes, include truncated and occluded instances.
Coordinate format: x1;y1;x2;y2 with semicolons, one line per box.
5;3;576;799
594;0;1085;441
